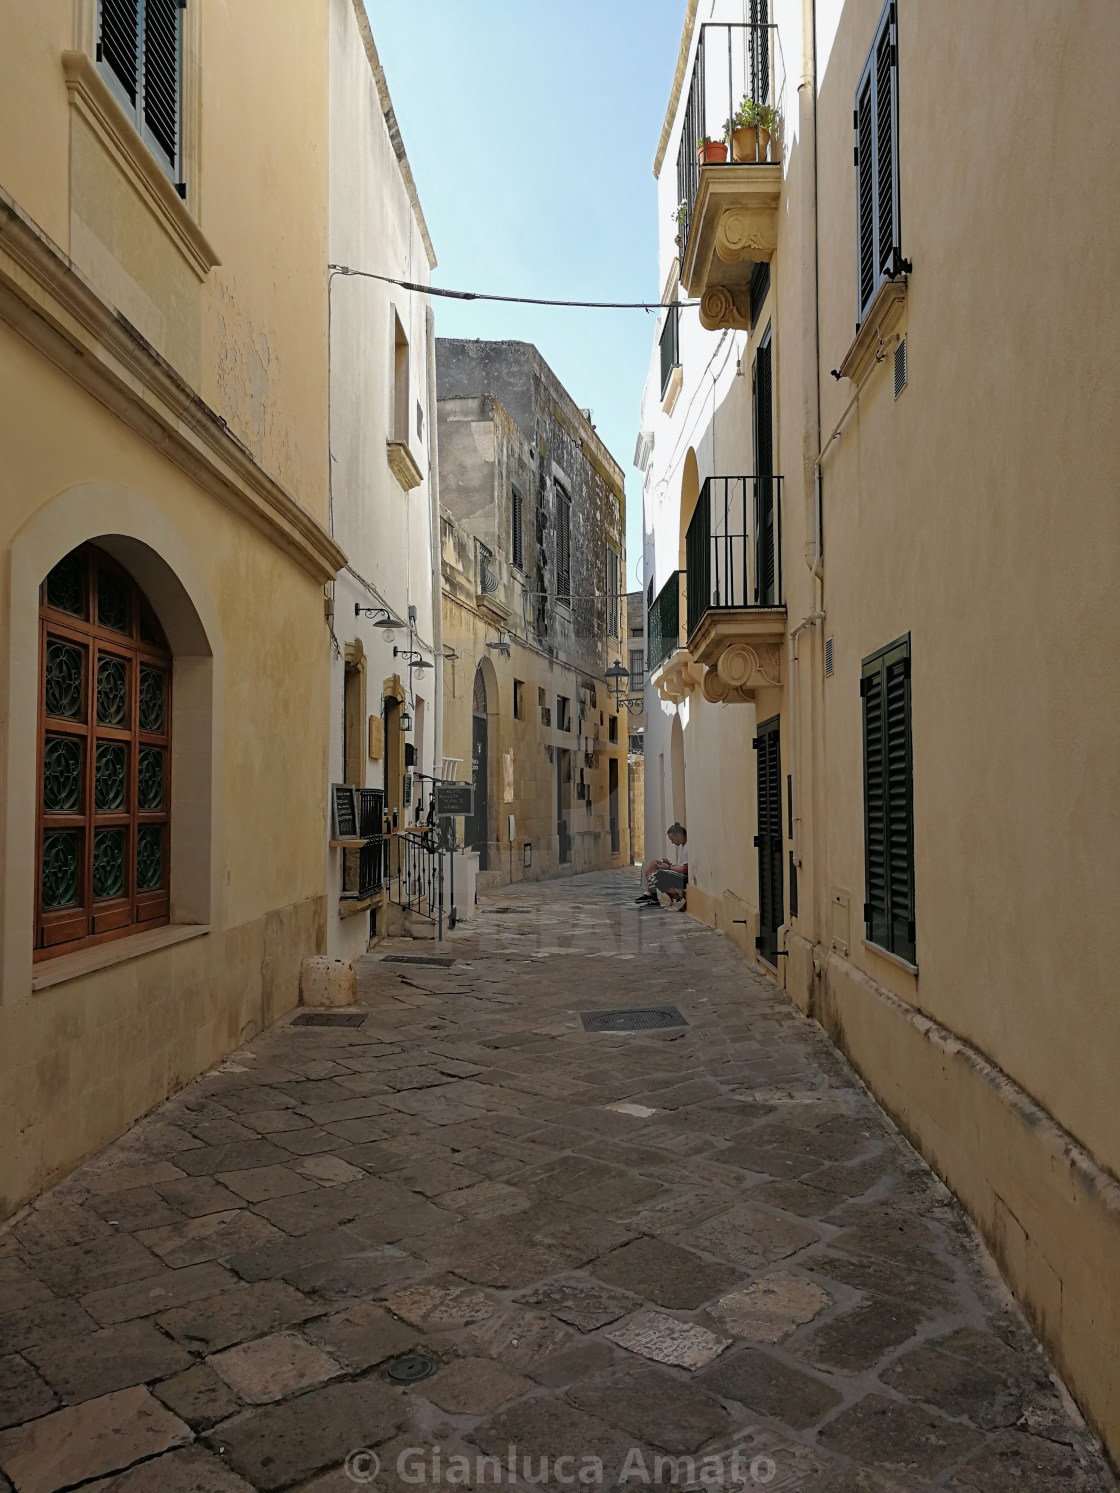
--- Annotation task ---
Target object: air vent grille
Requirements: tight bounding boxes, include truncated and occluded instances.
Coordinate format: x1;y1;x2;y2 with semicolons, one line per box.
824;637;835;677
894;336;907;399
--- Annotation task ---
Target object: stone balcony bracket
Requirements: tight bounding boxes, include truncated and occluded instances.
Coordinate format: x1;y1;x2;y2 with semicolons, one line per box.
650;649;704;705
680;165;783;331
688;610;785;703
386;439;423;491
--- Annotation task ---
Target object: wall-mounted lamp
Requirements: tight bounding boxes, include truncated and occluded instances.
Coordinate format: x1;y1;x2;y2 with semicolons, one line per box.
486;632;512;659
443;647;460;663
393;645;429;676
354;602;404;642
400;710;413;732
604;659;645;716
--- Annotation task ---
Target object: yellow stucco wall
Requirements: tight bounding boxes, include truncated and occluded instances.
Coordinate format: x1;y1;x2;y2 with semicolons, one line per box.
0;2;336;1215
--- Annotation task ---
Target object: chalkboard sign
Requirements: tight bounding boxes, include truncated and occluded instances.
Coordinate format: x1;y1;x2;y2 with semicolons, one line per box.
331;783;358;839
434;782;474;818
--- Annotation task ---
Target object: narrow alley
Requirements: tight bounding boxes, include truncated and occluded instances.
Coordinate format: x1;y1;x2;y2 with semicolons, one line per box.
0;872;1112;1492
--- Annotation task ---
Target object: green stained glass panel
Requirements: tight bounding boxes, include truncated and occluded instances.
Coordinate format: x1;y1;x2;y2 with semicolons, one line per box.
97;569;130;632
137;748;163;810
43;736;82;813
95;742;127;811
42;831;80;908
46;553;85;616
92;828;125;900
139;667;164;733
137;826;162;890
45;640;84;720
97;656;128;726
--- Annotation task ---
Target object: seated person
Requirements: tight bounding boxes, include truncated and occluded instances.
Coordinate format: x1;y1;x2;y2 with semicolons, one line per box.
637;823;687;907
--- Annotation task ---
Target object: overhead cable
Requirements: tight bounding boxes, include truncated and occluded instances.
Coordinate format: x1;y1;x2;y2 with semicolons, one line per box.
330;265;697;312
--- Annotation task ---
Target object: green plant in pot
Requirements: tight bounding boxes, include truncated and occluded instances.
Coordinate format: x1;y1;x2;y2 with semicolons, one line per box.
671;199;690;247
696;134;728;165
728;98;779;162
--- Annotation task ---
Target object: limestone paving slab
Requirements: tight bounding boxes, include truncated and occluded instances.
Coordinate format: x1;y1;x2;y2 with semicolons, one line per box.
0;870;1113;1492
0;1385;190;1493
604;1308;731;1369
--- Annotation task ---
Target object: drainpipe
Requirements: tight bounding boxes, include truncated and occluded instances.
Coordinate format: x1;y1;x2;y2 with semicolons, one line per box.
425;304;444;782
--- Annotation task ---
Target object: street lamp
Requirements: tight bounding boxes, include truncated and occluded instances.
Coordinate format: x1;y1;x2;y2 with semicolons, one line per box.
604;659;644;716
354;602;404;641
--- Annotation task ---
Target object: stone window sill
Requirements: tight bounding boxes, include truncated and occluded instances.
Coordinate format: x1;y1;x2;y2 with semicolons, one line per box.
32;923;210;992
861;937;918;977
61;50;219;282
837;277;907;383
387;440;423;491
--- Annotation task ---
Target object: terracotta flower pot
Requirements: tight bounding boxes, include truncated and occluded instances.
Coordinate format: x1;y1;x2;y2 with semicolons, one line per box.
732;125;771;162
697;141;728;165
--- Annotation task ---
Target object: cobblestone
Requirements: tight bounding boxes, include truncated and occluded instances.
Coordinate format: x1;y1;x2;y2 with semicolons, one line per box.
0;870;1114;1491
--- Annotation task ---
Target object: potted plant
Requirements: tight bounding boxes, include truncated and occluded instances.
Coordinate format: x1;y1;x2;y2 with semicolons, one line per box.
671;200;689;247
696;134;728;165
727;98;779;162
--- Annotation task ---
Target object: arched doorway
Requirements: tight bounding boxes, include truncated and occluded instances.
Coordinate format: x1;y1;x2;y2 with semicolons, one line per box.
465;666;490;870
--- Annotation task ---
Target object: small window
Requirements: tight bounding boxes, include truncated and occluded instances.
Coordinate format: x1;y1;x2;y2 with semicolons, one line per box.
511;486;524;571
659;304;680;399
608;715;618;744
861;634;915;964
37;543;172;957
854;1;902;322
555;485;571;604
628;649;645;690
513;679;524;719
97;0;185;186
557;695;571;732
393;312;409;445
416;400;424;441
605;545;620;638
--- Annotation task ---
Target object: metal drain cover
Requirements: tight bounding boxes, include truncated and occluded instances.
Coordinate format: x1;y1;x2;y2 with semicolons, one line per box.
290;1010;367;1028
381;954;456;968
580;1005;689;1033
487;907;533;915
386;1352;438;1383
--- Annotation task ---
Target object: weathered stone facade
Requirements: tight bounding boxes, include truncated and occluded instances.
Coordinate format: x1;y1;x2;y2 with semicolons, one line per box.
437;340;631;887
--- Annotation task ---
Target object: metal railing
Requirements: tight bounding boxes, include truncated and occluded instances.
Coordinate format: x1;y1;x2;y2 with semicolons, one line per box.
676;21;783;259
648;571;682;675
659;305;680;398
342;787;384;900
388;826;445;937
685;476;784;642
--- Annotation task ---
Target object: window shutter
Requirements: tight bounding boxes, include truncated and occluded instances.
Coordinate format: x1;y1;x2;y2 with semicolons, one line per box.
855;74;876;317
885;652;915;962
556;491;571;603
142;0;182;168
875;8;900;276
511;487;524;570
100;0;141;104
862;657;889;947
862;636;914;962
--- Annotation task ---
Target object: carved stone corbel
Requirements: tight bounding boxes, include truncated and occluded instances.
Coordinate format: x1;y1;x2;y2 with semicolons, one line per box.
699;286;750;332
715;207;778;265
716;643;759;689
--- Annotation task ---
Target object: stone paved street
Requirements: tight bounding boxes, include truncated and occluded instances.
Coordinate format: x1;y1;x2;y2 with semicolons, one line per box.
0;870;1115;1492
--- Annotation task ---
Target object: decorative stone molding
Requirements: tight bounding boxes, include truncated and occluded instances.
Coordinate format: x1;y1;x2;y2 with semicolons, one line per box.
689;609;786;686
716;643;758;689
0;190;343;585
715;206;778;264
61;51;218;282
699;287;750;333
387;440;423;491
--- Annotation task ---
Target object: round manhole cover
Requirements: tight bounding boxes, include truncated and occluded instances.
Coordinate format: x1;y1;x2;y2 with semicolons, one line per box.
386;1353;438;1384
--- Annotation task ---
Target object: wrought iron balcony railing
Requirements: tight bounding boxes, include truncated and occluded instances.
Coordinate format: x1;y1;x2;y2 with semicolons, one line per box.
648;571;682;675
342;787;385;900
676;20;783;260
685;476;783;643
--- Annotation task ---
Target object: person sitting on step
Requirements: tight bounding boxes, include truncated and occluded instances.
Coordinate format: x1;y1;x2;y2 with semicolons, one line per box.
636;823;687;908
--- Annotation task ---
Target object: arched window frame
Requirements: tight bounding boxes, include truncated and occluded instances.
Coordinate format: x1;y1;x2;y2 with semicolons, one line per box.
36;543;172;958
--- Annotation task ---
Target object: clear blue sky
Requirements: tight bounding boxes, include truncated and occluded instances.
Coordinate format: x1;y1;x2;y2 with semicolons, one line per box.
364;1;685;592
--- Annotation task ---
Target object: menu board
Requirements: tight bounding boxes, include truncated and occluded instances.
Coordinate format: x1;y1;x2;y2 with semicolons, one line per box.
331;783;358;839
434;782;474;818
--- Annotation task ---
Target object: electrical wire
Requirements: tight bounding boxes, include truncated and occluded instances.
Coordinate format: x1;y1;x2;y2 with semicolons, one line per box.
330;265;698;313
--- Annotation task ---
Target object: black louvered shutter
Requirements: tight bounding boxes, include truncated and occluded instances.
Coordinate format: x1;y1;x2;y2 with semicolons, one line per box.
754;716;784;966
100;0;141;104
753;337;775;606
511;487;524;571
855;75;876;316
862;636;914;963
142;0;182;169
875;10;900;277
556;491;571;603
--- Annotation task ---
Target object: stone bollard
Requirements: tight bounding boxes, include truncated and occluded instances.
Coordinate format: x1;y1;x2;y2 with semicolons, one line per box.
299;956;357;1008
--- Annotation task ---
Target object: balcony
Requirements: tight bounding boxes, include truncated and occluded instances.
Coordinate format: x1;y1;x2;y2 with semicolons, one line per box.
659;305;682;415
475;540;513;626
675;23;784;331
647;571;703;704
684;476;785;702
